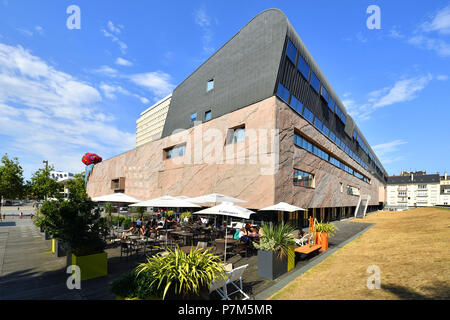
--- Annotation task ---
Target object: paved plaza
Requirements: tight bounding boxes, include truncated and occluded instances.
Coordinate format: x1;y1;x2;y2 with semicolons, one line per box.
0;211;374;300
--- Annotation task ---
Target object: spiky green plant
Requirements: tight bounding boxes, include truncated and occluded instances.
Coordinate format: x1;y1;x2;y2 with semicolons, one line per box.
181;211;192;219
314;219;338;237
253;222;296;260
136;246;225;299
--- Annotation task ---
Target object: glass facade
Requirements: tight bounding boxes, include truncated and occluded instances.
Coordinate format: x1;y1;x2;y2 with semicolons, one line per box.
298;54;310;80
303;106;314;123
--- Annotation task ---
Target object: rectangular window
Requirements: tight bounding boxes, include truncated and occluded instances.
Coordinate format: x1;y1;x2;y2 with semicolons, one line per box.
329;131;336;142
310;72;320;93
277;83;290;104
286;39;297;64
298;55;310;80
293;169;314;188
328;97;335;112
207;79;214;92
302;106;314;123
336;105;342;119
322;125;329;137
190;112;197;123
314;117;323;131
321;86;329;102
291;95;303;114
205;110;211;121
165;144;186;159
341;113;347;125
335;136;341;148
231;126;245;143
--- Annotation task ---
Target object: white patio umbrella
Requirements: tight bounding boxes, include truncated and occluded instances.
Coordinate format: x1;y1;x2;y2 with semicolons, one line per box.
258;202;305;230
259;202;305;212
188;193;246;226
92;193;142;229
194;202;255;263
92;193;141;203
129;195;200;208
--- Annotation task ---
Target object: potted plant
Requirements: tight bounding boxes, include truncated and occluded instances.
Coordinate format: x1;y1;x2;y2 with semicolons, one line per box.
254;222;296;280
111;270;161;300
314;219;338;251
39;175;109;280
133;247;226;300
181;211;192;224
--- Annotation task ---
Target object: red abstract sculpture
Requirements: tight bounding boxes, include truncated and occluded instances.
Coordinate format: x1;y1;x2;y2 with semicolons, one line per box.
82;153;102;166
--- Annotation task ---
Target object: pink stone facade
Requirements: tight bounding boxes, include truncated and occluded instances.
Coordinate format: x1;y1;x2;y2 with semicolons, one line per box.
87;96;385;210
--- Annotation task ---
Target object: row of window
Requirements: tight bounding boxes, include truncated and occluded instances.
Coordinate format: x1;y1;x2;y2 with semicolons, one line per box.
279;83;370;172
164;126;246;160
191;110;212;123
294;133;369;183
286;39;346;125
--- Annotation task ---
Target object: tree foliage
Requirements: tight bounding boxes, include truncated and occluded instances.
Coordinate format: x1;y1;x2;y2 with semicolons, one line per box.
29;164;62;200
0;153;24;200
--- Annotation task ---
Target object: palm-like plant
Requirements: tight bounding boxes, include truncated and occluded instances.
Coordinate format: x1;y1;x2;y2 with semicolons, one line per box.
253;222;296;260
136;246;225;300
104;202;114;222
314;219;338;237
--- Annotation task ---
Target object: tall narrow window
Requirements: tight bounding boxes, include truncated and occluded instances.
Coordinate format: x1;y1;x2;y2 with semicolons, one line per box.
190;112;197;123
207;79;214;92
314;117;323;131
231;126;245;143
291;95;303;114
298;54;310;80
286;39;297;64
276;83;290;104
205;110;212;121
302;106;314;123
310;72;320;93
321;86;329;102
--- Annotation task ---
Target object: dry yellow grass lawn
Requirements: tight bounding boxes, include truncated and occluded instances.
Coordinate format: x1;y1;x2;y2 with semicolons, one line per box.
270;207;450;300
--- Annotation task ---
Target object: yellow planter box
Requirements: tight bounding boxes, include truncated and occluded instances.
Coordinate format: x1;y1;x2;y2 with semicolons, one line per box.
287;245;295;272
71;252;108;281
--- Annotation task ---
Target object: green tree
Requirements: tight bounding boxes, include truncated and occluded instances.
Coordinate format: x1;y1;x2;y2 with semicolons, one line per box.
0;153;24;200
104;202;114;223
29;164;62;200
65;172;89;201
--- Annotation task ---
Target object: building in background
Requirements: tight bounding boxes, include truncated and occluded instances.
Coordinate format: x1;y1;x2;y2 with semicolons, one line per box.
439;172;450;205
87;9;387;227
386;171;440;209
136;94;172;147
50;171;74;182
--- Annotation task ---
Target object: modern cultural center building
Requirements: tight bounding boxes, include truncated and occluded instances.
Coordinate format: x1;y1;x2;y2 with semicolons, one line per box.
87;9;388;227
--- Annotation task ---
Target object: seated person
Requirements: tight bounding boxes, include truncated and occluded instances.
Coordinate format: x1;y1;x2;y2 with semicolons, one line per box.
248;227;259;237
238;227;250;244
294;229;307;246
121;222;137;239
140;222;153;237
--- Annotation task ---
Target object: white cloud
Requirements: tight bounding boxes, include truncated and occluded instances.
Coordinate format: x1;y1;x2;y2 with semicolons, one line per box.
437;74;449;81
107;21;122;34
194;8;216;54
101;22;127;55
115;57;133;67
92;65;119;76
128;71;175;99
35;26;44;35
372;140;408;164
421;6;450;35
16;28;33;36
100;82;149;104
194;8;211;27
344;75;433;122
408;35;450;57
0;42;135;178
372;75;432;108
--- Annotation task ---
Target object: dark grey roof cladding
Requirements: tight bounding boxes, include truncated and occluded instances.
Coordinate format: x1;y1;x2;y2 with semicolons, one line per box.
387;174;440;185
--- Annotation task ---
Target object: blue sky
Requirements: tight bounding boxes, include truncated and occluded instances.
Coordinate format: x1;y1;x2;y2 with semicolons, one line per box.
0;0;449;180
